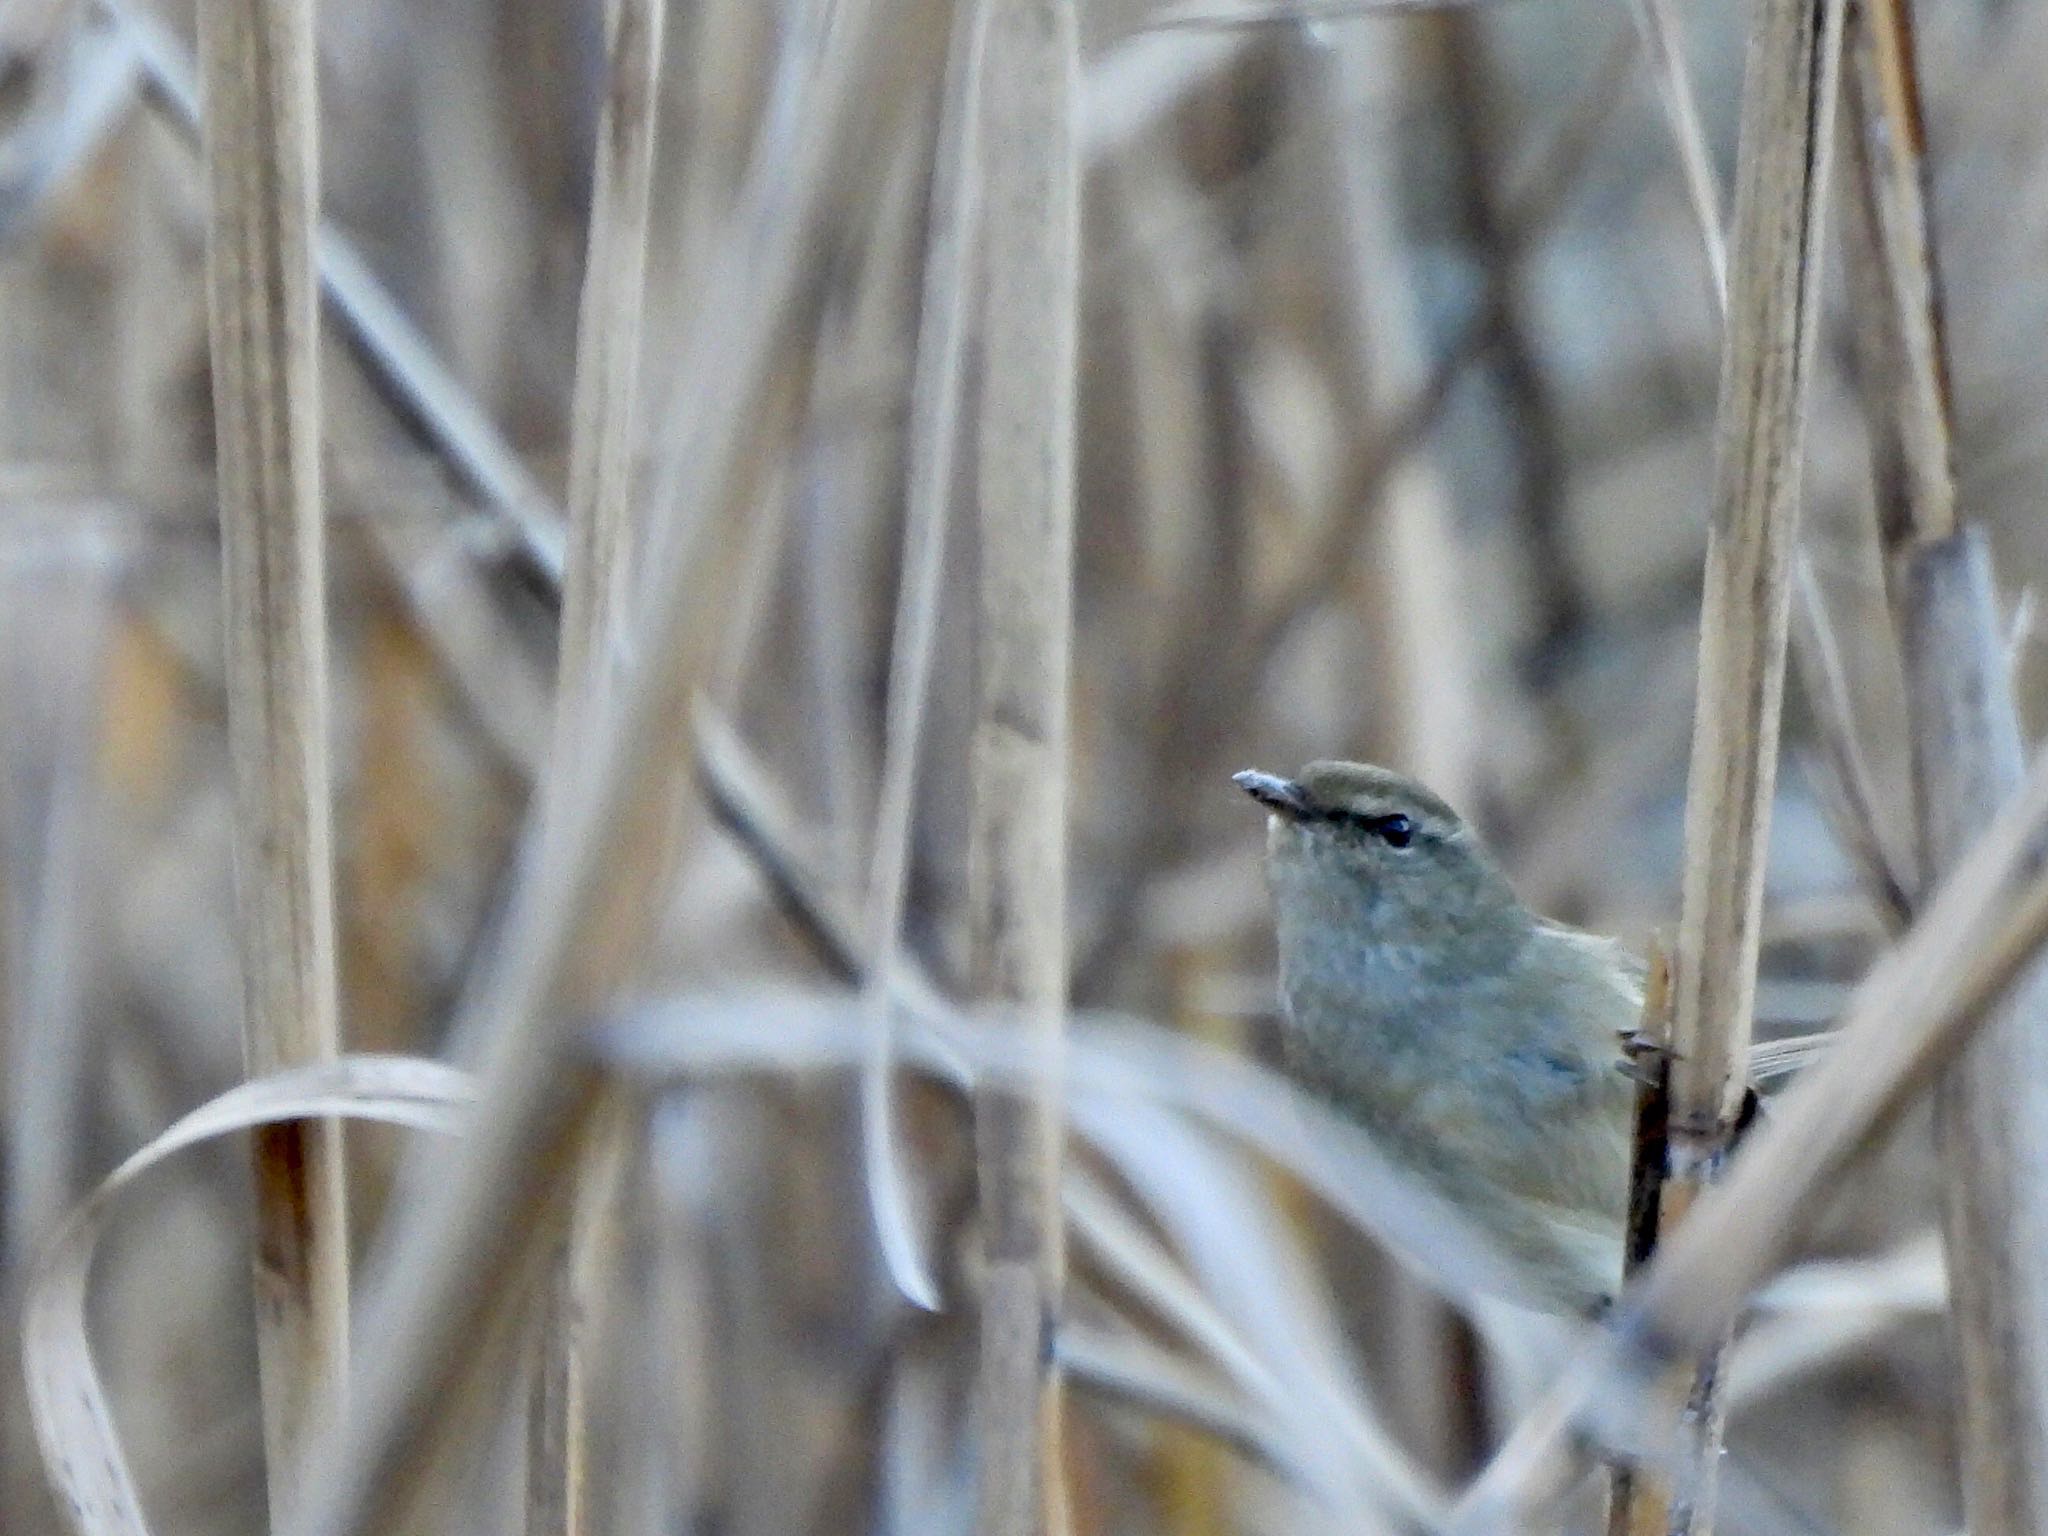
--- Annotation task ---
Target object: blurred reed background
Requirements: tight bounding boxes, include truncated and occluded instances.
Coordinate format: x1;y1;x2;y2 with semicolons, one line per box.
2;0;2047;1533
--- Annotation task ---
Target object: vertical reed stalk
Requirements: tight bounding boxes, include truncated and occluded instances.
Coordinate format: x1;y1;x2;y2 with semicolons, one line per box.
1842;0;1955;551
969;2;1079;1532
1840;4;2048;1524
1899;536;2048;1536
1662;0;1844;1528
527;0;667;1531
1608;946;1673;1536
195;0;349;1524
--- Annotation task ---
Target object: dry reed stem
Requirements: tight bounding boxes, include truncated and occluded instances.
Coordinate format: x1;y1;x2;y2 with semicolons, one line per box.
860;0;990;1314
1842;0;1955;546
1830;9;2048;1523
527;0;667;1529
668;0;754;308
314;234;567;580
1899;535;2048;1536
525;1119;629;1536
1607;946;1673;1536
1670;0;1845;1151
695;709;864;982
1661;0;1844;1527
289;8;939;1536
194;0;349;1523
970;3;1080;1531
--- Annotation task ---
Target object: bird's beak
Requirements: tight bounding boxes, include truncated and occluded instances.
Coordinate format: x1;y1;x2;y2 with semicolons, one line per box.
1234;769;1311;819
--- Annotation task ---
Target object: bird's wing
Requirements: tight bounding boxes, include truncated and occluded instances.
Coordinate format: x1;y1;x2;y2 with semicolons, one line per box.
1534;921;1646;1003
1465;1179;1628;1315
1538;920;1838;1087
1749;1030;1834;1082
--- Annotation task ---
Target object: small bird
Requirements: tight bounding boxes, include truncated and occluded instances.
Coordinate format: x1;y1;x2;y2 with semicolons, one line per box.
1236;760;1643;1314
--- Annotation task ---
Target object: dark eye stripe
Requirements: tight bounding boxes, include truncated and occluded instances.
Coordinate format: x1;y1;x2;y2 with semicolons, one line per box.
1327;809;1418;846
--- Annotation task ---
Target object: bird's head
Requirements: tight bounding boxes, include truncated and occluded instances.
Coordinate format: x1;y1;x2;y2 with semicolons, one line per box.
1233;761;1524;964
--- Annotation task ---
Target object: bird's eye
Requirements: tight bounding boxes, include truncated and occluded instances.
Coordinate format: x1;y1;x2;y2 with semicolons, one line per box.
1372;814;1415;849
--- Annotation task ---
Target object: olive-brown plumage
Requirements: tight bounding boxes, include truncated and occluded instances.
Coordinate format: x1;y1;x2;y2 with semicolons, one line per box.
1237;761;1638;1313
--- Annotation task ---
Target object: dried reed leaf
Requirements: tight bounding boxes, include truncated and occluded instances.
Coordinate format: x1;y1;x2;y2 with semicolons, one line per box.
1054;1321;1295;1479
1729;1232;1945;1409
600;994;1556;1321
351;507;551;782
1064;1173;1342;1492
1073;1117;1449;1527
860;0;990;1316
0;555;120;1255
23;1057;475;1536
